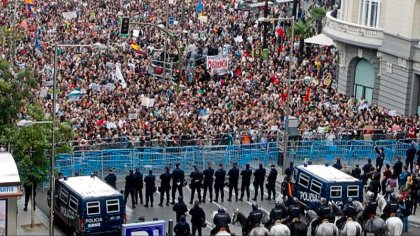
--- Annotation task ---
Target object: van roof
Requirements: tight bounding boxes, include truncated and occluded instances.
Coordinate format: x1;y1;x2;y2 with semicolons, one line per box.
297;165;360;183
59;176;121;198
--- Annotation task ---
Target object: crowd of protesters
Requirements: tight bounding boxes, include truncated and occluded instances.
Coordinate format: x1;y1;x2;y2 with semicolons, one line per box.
1;0;420;148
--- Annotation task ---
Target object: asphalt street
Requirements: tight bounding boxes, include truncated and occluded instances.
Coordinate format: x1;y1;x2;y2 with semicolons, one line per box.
35;176;420;235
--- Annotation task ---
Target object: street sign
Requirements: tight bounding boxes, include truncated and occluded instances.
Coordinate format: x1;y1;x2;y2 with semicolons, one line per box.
122;220;166;236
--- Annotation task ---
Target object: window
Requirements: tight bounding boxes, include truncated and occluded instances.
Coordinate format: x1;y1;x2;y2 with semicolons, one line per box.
347;186;359;198
106;199;120;213
59;189;69;204
87;201;100;215
310;179;322;195
359;0;381;28
298;174;309;188
69;196;78;211
354;59;375;104
330;186;342;198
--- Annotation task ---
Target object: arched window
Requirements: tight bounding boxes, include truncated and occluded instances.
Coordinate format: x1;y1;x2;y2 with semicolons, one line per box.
354;59;375;104
359;0;381;28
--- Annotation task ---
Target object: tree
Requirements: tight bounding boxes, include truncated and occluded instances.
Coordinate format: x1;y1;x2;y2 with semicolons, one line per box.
287;20;313;59
308;6;327;34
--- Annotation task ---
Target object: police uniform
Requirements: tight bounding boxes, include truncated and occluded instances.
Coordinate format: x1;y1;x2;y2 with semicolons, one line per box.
124;171;136;208
202;165;214;202
174;217;191;236
266;166;277;200
382;199;399;219
190;167;203;204
173;197;188;222
189;203;206;236
133;169;143;205
214;166;226;202
252;164;266;201
143;171;156;207
171;165;185;204
240;165;252;201
227;165;239;201
270;203;287;222
245;206;263;235
212;209;231;236
159;169;172;206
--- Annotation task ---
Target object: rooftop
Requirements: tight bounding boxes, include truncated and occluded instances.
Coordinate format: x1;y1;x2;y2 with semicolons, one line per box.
59;176;120;198
297;165;360;183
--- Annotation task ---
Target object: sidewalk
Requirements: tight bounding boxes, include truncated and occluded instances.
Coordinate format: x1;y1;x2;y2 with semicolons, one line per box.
409;214;420;226
16;197;65;235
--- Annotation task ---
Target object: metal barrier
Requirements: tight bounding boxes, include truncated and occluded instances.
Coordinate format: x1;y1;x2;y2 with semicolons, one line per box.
55;139;420;180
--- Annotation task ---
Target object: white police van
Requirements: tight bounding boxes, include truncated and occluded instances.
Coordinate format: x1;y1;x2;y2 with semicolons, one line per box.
292;164;363;209
53;176;125;235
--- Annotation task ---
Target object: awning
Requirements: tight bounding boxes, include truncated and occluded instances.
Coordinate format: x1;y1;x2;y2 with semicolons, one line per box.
304;33;334;46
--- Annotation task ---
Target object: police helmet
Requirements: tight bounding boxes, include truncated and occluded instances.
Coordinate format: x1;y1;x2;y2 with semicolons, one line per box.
367;192;374;200
178;196;183;202
320;198;328;205
347;197;353;203
218;208;225;213
390;192;397;201
275;201;282;208
252;203;259;211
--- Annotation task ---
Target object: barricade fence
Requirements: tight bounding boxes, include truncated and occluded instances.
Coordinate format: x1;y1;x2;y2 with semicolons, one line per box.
54;139;420;183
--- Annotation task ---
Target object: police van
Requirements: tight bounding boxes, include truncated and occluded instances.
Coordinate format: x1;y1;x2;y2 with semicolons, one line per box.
53;175;125;235
292;164;363;209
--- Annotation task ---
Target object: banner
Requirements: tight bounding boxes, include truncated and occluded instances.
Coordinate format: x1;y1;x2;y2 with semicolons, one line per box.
62;11;77;20
206;55;229;70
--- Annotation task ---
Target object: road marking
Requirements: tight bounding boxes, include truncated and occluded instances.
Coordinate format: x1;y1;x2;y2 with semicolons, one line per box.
246;201;270;215
205;220;213;229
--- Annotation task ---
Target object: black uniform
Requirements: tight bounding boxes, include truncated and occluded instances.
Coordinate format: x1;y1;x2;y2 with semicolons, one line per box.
105;172;117;189
240;166;252;201
202;166;215;202
171;166;185;204
133;170;143;204
227;166;239;201
369;178;381;200
124;171;136;207
270;204;287;222
393;159;403;181
189;205;206;236
144;172;156;207
285;165;294;178
287;202;302;221
381;199;399;219
190;168;203;203
253;165;266;201
266;167;277;200
351;166;362;179
406;145;417;173
245;208;263;234
159;170;172;206
375;147;385;171
173;199;188;222
174;218;190;236
214;167;226;202
212;209;231;235
361;201;378;221
24;181;37;211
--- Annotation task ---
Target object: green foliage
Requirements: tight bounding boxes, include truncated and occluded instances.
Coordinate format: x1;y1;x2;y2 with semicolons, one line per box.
287;20;314;39
308;6;327;34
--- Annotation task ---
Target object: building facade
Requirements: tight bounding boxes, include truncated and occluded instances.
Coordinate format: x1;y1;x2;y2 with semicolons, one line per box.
323;0;420;115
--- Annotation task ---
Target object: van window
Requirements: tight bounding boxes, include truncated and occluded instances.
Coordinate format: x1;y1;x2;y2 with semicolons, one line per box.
330;186;342;198
310;179;322;195
60;189;69;204
87;201;100;215
69;195;78;211
347;186;359;198
106;199;120;213
298;174;309;188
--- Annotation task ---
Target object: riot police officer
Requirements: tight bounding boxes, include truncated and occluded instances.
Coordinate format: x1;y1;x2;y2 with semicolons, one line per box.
244;203;263;235
360;192;378;223
227;163;239;201
317;198;332;220
336;198;357;230
159;167;172;206
381;193;399;219
239;163;252;201
171;163;185;204
252;163;266;201
144;170;156;207
202;162;214;203
270;201;287;223
212;208;231;236
174;215;190;236
173;196;188;222
190;165;203;204
266;164;278;200
214;164;226;202
285;197;302;224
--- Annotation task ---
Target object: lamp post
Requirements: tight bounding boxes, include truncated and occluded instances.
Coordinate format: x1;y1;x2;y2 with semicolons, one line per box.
49;43;107;236
259;16;295;173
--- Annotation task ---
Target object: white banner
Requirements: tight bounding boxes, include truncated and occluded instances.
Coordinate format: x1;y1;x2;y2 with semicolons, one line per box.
62;11;77;20
206;55;229;70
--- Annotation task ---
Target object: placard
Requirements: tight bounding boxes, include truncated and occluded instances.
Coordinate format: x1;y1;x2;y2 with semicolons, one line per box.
206;55;229;70
62;11;77;20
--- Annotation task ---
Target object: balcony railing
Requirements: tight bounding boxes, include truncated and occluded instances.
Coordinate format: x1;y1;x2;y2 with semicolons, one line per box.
323;11;384;49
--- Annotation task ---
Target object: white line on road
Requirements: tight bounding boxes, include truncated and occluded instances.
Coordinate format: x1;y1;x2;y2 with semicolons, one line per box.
246;201;270;215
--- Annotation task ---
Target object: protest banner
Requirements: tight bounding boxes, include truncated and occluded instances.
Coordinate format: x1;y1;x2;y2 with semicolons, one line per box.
206;55;229;70
62;11;77;20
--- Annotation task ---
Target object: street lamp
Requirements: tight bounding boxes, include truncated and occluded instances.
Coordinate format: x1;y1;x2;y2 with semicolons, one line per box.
258;16;295;174
49;43;108;236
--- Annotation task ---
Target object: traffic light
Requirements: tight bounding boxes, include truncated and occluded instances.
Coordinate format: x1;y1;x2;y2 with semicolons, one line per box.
120;17;130;35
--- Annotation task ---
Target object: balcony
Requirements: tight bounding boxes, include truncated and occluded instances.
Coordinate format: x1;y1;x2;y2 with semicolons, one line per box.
323;11;384;49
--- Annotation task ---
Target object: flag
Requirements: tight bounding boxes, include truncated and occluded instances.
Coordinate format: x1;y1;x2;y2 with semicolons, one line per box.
24;0;34;4
304;87;311;102
34;29;43;53
2;0;7;8
130;42;141;52
196;0;203;13
26;4;36;15
115;64;127;89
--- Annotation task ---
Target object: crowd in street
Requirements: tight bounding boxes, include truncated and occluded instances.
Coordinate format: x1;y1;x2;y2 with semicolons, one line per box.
1;0;420;148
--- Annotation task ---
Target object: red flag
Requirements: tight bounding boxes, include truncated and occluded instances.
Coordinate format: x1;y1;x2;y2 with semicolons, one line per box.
2;0;7;8
18;19;28;31
305;87;311;102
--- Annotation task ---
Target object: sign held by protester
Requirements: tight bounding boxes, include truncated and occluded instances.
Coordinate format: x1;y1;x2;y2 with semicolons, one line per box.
207;55;229;70
62;11;77;20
